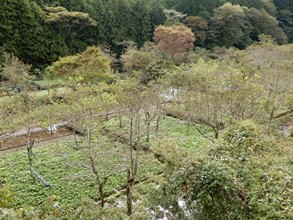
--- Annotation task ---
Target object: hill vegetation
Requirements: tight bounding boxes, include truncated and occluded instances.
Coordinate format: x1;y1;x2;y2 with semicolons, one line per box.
1;0;293;68
0;0;292;219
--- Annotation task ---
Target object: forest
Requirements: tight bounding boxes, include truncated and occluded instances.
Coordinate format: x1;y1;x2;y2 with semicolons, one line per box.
0;0;292;219
1;0;293;68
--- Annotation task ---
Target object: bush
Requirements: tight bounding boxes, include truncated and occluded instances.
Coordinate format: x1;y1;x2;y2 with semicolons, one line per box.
222;120;272;154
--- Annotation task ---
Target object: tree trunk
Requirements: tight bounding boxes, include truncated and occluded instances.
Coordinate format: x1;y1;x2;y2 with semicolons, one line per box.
73;129;79;149
213;127;219;139
156;115;161;134
99;184;105;208
27;139;52;187
106;110;109;121
126;169;133;216
186;120;190;136
145;112;151;143
119;115;123;128
27;134;36;181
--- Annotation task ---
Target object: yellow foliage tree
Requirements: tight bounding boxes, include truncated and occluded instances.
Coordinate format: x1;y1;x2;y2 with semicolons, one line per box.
46;47;113;84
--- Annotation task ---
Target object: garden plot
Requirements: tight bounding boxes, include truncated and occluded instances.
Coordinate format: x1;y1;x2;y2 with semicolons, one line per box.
0;124;73;152
0;136;163;208
105;116;215;158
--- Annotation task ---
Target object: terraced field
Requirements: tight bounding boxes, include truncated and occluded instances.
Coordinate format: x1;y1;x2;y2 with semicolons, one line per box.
0;116;212;209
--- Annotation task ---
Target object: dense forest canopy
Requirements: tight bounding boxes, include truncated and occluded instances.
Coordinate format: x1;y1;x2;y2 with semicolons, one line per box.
0;0;292;68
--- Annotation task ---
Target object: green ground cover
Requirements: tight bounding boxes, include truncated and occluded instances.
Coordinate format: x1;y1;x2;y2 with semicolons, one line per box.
0;136;162;208
106;116;214;159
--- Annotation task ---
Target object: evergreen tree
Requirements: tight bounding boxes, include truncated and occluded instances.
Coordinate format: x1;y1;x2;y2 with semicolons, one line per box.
0;0;67;68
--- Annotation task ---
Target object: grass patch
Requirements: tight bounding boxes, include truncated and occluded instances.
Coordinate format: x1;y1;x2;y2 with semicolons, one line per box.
0;87;70;106
28;87;70;99
33;79;65;90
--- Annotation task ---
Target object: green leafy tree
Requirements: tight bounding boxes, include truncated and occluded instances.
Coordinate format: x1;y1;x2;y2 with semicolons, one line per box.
183;16;208;47
274;0;293;42
245;7;288;44
46;46;113;84
44;6;97;53
208;3;253;48
0;0;68;68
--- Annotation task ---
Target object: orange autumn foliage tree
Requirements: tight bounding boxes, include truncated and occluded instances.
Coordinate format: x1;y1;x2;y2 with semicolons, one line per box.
154;25;195;58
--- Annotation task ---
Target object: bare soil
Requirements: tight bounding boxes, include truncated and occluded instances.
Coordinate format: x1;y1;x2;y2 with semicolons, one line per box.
0;127;73;152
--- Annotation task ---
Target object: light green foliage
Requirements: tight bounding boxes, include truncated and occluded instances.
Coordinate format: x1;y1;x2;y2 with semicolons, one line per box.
164;59;228;137
221;120;272;155
237;38;293;126
46;46;113;84
121;43;158;72
215;121;293;219
121;43;172;84
140;60;171;85
106;116;213;156
0;53;32;88
0;186;14;208
150;160;247;219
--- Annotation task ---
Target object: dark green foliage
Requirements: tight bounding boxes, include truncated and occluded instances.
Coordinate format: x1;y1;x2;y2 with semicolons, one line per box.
48;0;164;52
0;0;68;68
0;0;164;69
0;48;4;65
162;0;275;18
273;0;293;42
1;0;291;69
152;161;248;219
152;120;292;219
207;3;253;48
162;0;289;46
